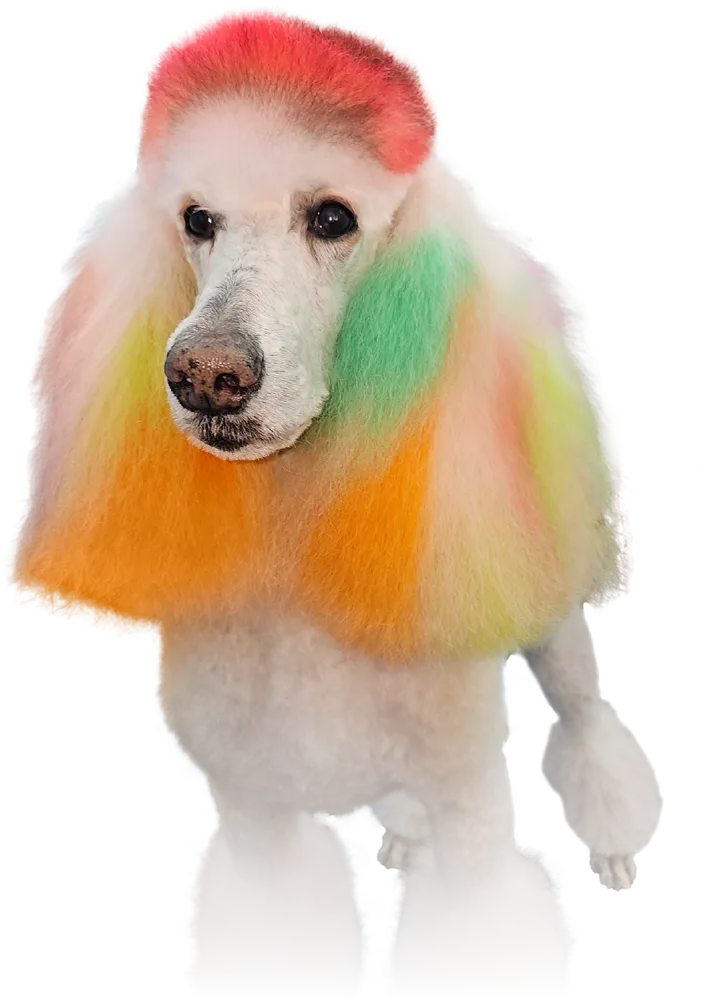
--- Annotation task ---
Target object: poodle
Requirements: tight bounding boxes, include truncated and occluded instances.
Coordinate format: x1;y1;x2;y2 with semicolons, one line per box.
16;13;661;999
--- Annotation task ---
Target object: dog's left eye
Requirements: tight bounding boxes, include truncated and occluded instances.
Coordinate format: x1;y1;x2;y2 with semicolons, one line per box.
184;205;216;241
308;201;357;239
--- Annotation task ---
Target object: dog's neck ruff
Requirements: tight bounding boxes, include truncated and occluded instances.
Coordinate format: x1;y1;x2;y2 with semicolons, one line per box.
18;224;620;661
141;14;434;174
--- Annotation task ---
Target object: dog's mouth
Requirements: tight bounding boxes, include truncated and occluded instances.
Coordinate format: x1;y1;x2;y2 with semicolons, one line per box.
185;412;314;460
194;414;265;453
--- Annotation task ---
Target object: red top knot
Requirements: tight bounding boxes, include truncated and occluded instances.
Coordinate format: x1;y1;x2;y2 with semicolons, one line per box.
141;14;435;174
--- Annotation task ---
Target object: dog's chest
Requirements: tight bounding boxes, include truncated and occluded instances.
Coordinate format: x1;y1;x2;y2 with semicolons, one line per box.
152;617;419;812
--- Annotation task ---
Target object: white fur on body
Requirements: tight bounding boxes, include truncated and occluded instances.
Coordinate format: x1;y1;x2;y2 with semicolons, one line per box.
159;604;659;997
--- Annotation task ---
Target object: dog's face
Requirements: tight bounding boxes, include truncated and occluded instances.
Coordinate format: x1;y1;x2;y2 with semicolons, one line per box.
157;100;413;460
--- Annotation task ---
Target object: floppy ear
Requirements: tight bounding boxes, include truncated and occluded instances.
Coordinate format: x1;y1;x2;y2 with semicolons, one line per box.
422;160;625;650
23;183;189;523
289;180;474;658
293;164;623;660
16;181;271;621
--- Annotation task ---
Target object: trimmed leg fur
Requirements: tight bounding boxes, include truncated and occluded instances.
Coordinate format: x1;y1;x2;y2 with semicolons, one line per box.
543;700;661;889
390;756;569;999
394;850;568;1000
525;605;661;887
192;804;361;999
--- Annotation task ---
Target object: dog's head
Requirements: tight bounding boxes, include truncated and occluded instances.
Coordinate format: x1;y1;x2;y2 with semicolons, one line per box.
157;98;417;460
17;14;622;654
124;16;436;462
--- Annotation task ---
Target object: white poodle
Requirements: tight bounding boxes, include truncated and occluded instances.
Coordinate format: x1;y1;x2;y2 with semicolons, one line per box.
17;14;661;999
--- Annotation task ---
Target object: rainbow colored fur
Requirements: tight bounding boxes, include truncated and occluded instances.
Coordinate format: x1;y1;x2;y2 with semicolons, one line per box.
16;14;622;661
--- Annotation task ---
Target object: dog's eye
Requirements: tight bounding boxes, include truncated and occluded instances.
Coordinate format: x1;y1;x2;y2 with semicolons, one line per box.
184;205;216;241
308;201;357;239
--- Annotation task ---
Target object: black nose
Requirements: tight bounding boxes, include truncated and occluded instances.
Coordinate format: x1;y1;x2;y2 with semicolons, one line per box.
164;342;264;414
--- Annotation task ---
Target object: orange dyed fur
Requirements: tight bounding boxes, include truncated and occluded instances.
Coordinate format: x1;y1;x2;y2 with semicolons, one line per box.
297;415;436;659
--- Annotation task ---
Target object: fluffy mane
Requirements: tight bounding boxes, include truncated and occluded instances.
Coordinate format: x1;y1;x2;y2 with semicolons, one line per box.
16;14;623;662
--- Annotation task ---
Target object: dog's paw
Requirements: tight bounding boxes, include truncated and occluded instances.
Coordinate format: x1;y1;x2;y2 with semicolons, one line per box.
590;852;637;890
378;833;413;872
372;791;430;839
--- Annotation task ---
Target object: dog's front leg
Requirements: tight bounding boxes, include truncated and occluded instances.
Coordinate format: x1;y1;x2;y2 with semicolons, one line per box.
193;790;361;999
392;751;568;999
523;605;661;889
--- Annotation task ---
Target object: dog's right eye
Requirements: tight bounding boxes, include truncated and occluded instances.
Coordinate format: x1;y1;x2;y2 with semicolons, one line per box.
184;206;216;241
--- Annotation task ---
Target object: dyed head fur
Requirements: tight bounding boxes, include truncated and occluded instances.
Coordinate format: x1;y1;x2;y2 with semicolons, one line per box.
16;13;623;660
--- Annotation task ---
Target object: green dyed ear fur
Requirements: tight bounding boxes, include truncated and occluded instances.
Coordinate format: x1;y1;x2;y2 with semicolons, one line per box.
311;230;473;442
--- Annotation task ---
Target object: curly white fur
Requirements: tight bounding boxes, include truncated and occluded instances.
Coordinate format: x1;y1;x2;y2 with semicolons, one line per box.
526;606;662;891
392;851;569;999
192;816;361;998
543;702;661;889
156;593;662;997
